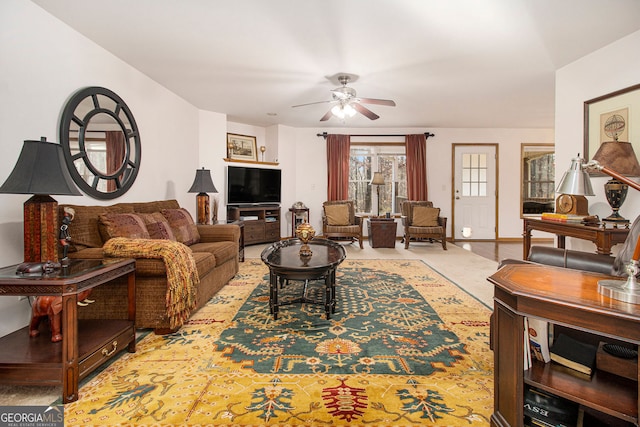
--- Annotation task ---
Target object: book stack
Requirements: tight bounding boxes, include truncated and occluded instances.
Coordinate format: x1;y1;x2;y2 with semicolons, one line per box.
541;213;586;223
524;387;579;427
528;318;552;363
549;334;598;376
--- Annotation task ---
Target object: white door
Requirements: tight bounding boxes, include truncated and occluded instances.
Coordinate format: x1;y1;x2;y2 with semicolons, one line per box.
453;144;497;240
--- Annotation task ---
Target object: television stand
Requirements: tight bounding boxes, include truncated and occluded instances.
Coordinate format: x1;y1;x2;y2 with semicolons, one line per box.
227;205;280;245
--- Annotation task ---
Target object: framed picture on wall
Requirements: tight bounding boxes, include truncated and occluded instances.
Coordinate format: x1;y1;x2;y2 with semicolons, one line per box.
584;83;640;171
227;133;258;161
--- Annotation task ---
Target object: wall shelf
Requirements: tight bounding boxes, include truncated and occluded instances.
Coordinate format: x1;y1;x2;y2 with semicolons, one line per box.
223;158;279;166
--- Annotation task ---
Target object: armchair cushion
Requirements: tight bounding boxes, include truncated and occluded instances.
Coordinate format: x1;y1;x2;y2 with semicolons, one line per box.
325;204;350;226
99;213;151;241
412;206;440;227
161;208;200;245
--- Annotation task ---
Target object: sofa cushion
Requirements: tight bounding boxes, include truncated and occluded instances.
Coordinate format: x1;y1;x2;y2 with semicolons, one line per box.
60;204;135;251
137;212;176;240
412;206;440;227
99;213;151;241
190;241;238;266
325;204;350;226
192;252;217;277
133;252;217;277
161;208;200;245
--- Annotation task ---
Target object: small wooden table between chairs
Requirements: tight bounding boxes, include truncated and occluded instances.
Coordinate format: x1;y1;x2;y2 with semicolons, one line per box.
261;238;346;320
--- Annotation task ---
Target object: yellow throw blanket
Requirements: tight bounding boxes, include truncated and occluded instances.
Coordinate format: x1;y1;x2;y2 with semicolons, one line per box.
103;237;199;329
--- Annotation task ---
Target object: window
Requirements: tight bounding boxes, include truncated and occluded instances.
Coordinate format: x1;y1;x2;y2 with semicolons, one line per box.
521;144;555;216
349;145;407;215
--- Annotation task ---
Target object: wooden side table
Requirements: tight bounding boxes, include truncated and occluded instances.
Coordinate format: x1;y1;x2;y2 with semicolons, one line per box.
0;258;136;403
223;219;245;262
289;207;310;237
368;218;397;248
523;217;629;259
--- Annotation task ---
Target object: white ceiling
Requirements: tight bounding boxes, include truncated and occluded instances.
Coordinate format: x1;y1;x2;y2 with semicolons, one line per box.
32;0;640;129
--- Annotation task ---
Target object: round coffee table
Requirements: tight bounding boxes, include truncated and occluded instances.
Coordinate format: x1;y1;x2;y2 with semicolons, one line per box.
261;238;346;320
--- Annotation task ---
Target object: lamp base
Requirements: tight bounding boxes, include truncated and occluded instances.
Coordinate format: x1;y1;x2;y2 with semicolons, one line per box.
603;179;629;223
598;279;640;304
23;195;59;263
195;192;210;225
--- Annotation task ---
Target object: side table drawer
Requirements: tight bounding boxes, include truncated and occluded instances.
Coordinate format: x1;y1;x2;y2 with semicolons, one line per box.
79;320;135;380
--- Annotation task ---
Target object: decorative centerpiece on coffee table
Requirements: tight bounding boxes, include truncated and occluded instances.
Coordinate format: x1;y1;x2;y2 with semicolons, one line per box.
295;222;315;257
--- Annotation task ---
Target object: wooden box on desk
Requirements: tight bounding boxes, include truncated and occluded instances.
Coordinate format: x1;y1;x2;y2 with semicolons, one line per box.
596;342;638;381
368;218;397;248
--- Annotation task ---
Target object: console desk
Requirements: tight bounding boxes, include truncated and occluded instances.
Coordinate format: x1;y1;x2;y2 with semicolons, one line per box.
489;263;640;426
522;217;629;259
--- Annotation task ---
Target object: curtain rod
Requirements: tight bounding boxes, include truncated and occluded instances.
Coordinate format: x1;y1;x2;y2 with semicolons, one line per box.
316;132;435;139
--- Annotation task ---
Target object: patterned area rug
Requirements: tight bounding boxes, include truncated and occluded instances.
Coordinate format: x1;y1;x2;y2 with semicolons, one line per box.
64;259;493;426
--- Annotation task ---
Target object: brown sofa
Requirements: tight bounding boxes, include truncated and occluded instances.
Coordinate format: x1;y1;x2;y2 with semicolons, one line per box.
59;199;240;334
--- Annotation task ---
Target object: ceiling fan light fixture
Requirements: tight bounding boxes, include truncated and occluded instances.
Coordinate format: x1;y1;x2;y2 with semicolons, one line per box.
331;103;356;119
344;103;356;117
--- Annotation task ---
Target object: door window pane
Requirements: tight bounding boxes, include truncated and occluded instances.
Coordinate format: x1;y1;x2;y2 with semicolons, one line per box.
461;153;487;197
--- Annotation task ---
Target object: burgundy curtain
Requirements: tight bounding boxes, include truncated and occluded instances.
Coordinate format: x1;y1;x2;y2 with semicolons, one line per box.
105;131;125;192
405;134;428;201
326;134;350;200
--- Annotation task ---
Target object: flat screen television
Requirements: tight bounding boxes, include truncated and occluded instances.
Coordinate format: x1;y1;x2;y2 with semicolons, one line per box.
227;165;281;205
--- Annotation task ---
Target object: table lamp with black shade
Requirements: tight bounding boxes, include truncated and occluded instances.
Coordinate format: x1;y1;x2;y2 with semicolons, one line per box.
188;167;218;225
0;137;82;264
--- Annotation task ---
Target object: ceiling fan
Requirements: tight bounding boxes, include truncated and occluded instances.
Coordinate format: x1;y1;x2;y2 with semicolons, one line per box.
292;74;396;121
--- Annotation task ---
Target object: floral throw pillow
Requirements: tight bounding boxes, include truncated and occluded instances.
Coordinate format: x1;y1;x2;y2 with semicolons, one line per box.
99;213;151;241
137;212;176;241
161;208;200;245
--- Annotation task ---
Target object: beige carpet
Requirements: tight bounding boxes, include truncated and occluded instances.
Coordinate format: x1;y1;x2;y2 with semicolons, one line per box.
0;239;497;407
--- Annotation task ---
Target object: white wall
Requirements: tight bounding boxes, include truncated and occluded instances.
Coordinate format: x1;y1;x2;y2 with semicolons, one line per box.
0;1;209;336
282;127;553;239
556;29;640;252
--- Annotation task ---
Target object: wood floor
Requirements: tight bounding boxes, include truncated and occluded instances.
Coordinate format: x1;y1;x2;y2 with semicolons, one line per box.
452;241;554;263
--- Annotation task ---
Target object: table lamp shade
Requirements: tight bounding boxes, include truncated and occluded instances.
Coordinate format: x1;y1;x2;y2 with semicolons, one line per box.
188;168;218;225
0;138;82;263
188;168;218;194
592;141;640;176
0;138;81;196
556;156;595;196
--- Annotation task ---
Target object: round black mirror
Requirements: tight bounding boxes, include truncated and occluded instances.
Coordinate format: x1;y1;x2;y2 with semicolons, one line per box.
59;87;141;199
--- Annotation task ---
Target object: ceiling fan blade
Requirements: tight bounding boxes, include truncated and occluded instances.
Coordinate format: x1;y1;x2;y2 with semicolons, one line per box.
352;103;380;120
320;109;333;121
292;100;331;108
358;97;396;107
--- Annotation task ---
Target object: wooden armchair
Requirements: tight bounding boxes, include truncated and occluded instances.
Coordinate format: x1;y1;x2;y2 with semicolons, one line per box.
322;200;364;249
401;201;447;250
